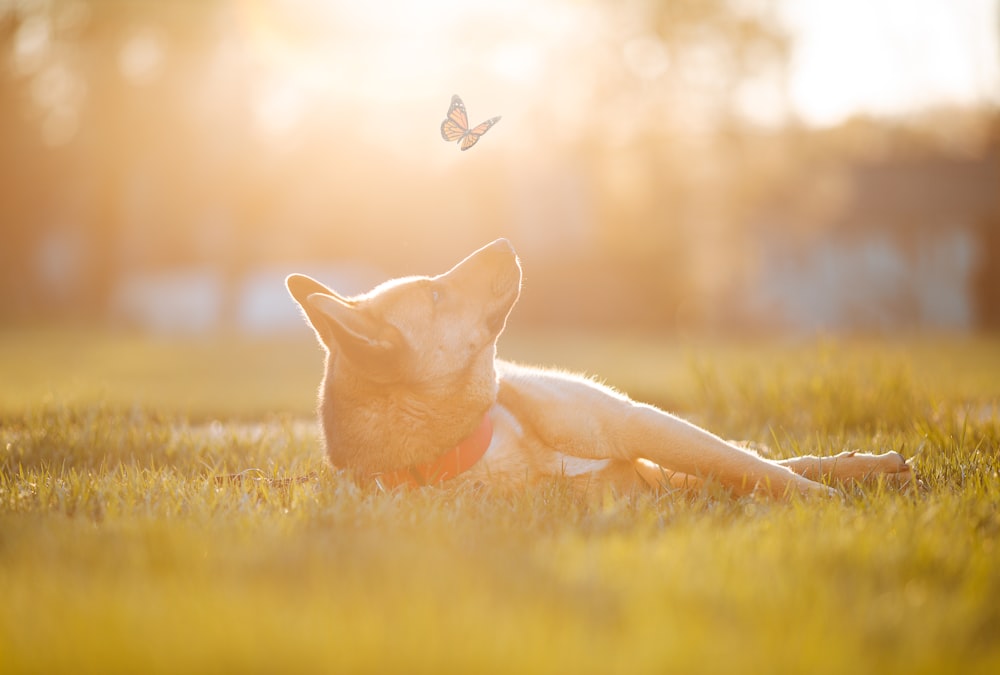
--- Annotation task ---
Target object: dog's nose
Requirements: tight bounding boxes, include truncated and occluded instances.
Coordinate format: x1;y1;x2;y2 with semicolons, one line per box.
487;238;515;256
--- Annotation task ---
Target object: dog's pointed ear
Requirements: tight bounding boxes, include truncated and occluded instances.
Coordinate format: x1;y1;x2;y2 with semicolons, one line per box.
286;274;344;348
304;292;406;375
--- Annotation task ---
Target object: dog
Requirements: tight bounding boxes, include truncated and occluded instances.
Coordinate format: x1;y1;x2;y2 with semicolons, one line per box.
286;239;913;497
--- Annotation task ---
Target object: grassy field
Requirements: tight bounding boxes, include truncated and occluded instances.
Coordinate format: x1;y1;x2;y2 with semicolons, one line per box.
1;327;999;674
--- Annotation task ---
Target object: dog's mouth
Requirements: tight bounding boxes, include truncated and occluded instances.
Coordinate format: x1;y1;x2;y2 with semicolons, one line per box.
485;265;520;335
491;261;520;299
485;306;509;335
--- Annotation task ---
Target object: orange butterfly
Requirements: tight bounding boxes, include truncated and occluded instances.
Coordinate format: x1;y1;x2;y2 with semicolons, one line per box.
440;94;501;151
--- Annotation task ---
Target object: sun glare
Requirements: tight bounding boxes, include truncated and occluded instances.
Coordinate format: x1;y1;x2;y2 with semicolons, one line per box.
490;43;544;84
238;0;553;93
222;0;580;153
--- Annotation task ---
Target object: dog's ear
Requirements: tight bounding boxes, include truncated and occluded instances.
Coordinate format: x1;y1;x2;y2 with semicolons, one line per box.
286;274;343;348
304;292;405;376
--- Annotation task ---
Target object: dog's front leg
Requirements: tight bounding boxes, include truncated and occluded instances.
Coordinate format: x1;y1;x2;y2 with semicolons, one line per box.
615;404;834;497
497;366;834;498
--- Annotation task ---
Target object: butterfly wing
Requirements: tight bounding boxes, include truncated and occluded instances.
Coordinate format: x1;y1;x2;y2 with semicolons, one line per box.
440;95;469;142
459;116;501;151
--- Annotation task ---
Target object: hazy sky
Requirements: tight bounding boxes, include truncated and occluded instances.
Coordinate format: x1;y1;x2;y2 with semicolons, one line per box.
782;0;999;125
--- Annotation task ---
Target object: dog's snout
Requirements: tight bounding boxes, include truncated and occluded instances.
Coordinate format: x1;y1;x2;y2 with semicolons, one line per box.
472;239;517;266
489;244;521;298
489;238;515;256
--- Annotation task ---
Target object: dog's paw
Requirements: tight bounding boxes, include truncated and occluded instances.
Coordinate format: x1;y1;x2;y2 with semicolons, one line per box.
837;450;920;490
887;452;923;491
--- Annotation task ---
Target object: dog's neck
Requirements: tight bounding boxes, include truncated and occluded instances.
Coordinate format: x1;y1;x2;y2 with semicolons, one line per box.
371;412;493;489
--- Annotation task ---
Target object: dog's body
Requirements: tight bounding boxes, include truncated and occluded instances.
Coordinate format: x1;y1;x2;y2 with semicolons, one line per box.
287;239;912;497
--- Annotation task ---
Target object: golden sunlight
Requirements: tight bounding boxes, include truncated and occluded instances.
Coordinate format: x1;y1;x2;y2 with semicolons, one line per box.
236;0;557;95
227;0;586;151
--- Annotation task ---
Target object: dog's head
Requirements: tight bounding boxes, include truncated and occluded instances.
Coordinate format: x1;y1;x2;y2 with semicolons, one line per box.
286;239;522;472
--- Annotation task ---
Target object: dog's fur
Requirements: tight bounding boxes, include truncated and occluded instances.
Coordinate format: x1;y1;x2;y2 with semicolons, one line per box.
287;239;912;497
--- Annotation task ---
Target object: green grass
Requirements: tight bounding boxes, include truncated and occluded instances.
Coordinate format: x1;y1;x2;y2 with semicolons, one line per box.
1;328;999;674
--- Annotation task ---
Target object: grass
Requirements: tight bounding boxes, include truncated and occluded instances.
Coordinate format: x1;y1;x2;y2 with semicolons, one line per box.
1;327;999;674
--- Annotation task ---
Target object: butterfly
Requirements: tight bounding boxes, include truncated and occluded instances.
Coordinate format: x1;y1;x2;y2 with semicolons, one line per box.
440;94;501;151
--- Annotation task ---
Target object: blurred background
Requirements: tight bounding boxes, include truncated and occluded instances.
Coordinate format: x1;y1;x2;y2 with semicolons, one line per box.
1;0;998;336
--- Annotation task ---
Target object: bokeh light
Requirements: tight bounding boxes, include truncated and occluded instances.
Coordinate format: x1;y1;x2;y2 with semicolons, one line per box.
1;0;997;333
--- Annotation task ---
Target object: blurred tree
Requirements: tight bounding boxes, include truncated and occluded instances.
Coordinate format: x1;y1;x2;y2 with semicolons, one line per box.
549;0;792;325
0;10;45;317
2;0;993;333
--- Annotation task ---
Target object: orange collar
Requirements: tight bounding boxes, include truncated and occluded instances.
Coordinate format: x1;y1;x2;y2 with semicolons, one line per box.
374;413;493;489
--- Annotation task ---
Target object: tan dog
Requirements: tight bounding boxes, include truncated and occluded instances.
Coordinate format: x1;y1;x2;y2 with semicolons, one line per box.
287;239;913;497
